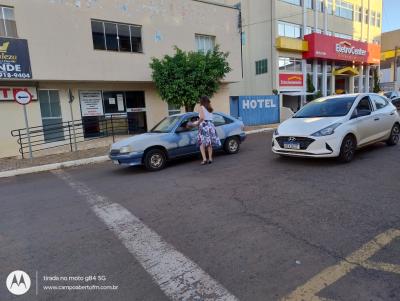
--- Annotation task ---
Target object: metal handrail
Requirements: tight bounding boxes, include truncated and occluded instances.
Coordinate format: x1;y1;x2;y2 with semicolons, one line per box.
11;115;141;158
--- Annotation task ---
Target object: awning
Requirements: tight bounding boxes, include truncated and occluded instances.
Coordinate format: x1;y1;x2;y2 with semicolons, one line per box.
333;66;359;76
281;92;315;96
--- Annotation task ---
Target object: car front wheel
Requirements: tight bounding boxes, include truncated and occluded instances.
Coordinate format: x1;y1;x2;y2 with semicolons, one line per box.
224;136;240;154
386;124;400;146
144;149;166;171
338;135;356;163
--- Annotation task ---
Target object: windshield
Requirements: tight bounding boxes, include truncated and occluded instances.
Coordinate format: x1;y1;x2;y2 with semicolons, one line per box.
294;96;356;118
150;116;181;133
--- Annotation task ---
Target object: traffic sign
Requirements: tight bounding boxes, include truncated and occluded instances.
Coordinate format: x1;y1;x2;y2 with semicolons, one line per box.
14;90;32;105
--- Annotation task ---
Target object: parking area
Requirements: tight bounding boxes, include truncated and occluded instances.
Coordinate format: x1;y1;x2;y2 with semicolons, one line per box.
1;132;400;301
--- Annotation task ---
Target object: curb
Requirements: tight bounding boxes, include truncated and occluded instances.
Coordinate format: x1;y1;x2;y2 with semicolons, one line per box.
0;127;276;178
0;156;109;178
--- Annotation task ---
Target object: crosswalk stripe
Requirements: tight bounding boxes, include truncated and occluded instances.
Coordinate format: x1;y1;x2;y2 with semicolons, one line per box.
53;170;238;301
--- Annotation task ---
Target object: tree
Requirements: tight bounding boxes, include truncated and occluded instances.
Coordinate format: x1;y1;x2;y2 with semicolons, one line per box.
150;46;231;112
373;68;381;93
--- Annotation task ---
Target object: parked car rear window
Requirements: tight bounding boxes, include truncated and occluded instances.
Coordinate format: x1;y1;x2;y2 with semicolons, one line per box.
294;96;356;118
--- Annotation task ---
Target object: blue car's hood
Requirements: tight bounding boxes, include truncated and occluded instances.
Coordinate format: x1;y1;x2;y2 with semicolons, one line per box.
111;132;170;150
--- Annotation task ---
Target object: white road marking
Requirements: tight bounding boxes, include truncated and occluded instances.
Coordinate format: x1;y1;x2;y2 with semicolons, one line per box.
53;170;238;301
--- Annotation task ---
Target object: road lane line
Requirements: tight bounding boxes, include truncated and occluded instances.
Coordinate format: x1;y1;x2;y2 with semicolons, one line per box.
281;229;400;301
53;170;238;301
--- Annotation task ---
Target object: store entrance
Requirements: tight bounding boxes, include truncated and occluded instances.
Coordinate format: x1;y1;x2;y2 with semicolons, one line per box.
126;91;147;134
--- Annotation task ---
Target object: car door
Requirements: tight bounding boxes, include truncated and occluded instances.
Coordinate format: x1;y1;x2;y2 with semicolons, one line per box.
371;95;396;140
212;114;227;147
350;96;376;146
170;116;199;157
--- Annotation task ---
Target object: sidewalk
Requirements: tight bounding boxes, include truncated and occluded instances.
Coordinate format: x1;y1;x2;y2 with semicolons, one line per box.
0;125;276;176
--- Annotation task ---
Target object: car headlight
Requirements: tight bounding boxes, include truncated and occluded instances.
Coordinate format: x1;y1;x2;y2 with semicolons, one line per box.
119;145;133;154
311;123;342;137
273;128;279;136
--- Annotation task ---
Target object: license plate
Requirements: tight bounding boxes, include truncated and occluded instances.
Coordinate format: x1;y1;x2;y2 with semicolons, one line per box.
113;160;119;165
283;142;300;150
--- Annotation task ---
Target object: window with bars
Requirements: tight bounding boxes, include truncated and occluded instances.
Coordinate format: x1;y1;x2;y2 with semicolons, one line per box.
91;20;142;53
0;6;17;38
255;59;268;75
195;34;215;53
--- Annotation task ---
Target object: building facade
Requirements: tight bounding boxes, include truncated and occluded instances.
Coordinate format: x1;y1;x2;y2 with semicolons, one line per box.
0;0;241;158
380;29;400;92
230;0;382;113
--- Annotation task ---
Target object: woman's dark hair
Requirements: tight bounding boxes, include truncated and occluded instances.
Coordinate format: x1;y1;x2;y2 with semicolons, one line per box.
200;95;213;113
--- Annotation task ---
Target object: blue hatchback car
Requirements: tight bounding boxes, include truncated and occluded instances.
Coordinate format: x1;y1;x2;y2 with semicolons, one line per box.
109;112;246;171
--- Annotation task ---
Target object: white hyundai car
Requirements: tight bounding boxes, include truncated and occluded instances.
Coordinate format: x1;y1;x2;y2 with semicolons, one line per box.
272;93;400;162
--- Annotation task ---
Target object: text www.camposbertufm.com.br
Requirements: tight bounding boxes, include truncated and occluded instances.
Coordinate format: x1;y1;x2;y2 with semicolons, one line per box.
43;285;118;291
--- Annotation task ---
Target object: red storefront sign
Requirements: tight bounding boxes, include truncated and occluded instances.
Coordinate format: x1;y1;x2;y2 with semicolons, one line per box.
279;74;304;87
303;33;380;64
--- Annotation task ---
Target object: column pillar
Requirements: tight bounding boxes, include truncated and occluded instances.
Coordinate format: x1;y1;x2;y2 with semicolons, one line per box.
330;62;335;95
313;59;318;93
358;65;364;93
365;65;371;92
322;61;328;96
301;0;307;107
349;76;355;93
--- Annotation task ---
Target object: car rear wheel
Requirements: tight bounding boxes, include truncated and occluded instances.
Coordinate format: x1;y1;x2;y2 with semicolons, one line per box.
144;149;166;171
386;124;400;146
224;136;240;154
338;135;356;163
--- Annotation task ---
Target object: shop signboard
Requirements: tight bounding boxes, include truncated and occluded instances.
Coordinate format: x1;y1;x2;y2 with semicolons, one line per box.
279;74;304;87
0;38;32;79
79;91;104;117
237;95;280;126
303;33;381;64
0;87;37;101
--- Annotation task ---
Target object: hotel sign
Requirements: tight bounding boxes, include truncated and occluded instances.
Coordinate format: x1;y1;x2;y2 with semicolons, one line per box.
303;33;380;64
279;74;304;87
0;38;32;79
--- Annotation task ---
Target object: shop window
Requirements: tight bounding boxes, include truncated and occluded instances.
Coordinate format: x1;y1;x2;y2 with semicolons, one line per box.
103;91;126;114
0;6;17;38
255;59;268;75
168;103;181;116
195;34;215;53
91;19;142;53
278;21;301;39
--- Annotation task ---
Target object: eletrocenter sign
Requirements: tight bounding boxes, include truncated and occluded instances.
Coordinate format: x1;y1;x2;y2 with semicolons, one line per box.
303;33;380;64
335;41;367;56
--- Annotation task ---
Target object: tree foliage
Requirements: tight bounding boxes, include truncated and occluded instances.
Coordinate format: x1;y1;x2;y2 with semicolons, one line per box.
373;68;381;93
150;46;231;112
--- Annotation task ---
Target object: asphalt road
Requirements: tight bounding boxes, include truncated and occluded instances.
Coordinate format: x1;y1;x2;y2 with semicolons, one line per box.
1;132;400;301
